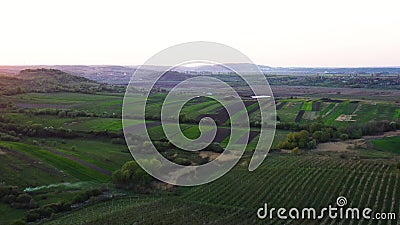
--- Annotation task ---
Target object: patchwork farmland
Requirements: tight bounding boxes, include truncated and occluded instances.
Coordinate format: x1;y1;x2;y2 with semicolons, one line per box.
0;68;400;224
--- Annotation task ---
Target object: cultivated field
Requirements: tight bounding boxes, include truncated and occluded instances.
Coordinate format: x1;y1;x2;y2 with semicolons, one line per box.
47;154;400;224
0;69;399;224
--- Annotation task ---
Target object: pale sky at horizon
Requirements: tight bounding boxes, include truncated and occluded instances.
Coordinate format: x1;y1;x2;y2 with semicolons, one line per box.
0;0;399;67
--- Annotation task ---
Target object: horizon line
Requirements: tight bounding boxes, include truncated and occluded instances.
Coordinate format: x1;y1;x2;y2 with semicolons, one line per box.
1;64;400;69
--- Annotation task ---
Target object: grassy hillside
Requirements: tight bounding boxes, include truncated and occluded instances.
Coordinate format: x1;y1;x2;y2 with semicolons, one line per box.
0;69;122;95
373;136;400;154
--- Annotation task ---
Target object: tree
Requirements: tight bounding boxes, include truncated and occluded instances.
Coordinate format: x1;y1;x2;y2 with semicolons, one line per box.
309;122;324;134
58;111;67;118
307;140;317;149
292;147;300;155
278;130;310;150
205;143;224;153
312;131;323;143
112;160;156;192
179;113;188;123
340;133;349;141
143;141;152;149
298;130;310;148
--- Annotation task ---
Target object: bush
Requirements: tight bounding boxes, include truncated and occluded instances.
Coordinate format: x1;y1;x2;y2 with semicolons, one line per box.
0;185;11;198
340;133;349;141
205;143;224;153
3;194;16;204
25;201;71;222
43;201;71;213
175;158;191;166
37;207;52;218
26;212;40;222
112;160;155;192
16;194;32;203
10;219;26;225
111;138;126;145
0;132;20;142
278;130;311;149
71;189;102;204
307;140;317;149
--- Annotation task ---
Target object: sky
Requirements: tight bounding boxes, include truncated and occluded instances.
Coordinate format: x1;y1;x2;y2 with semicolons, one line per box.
0;0;399;67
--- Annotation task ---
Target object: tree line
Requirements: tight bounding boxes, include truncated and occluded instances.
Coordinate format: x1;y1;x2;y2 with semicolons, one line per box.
278;120;399;150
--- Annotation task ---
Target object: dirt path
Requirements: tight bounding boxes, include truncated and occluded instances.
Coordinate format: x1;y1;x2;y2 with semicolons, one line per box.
315;141;358;152
362;130;400;140
15;103;74;109
315;130;400;152
45;148;112;176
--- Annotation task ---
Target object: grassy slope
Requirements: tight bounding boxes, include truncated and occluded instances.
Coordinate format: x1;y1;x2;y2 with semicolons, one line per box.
278;101;303;123
8;92;124;115
0;203;26;225
372;136;400;154
0;146;78;187
0;141;110;183
30;138;131;171
3;113;144;132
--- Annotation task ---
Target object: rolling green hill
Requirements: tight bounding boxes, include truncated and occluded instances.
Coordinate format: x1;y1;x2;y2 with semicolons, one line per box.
0;69;122;95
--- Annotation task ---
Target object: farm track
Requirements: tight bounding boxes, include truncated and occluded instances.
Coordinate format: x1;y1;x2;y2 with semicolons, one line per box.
246;102;261;115
276;102;287;110
294;110;305;123
196;100;258;125
123;121;161;133
312;101;321;111
212;127;231;143
15;103;74;109
236;130;260;144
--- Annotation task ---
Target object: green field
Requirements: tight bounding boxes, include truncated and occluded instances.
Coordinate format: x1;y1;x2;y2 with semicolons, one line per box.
324;101;358;125
354;103;398;124
7;92;124;115
1;86;400;224
320;103;335;116
278;101;303;122
33;138;131;171
393;109;400;120
273;99;400;126
301;101;313;111
0;141;110;183
2;113;145;133
0;145;78;187
373;136;400;154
